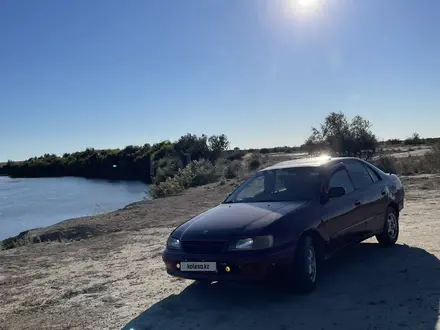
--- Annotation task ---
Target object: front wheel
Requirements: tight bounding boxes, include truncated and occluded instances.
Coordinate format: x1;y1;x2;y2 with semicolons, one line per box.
289;235;317;293
376;206;399;246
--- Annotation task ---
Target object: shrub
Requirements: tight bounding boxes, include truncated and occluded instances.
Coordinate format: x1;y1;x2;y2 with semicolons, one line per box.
224;160;243;179
150;159;218;198
374;156;399;174
404;132;424;146
374;156;423;175
246;153;262;171
191;160;218;187
374;143;440;175
153;157;183;184
420;142;440;173
386;139;402;145
226;150;246;161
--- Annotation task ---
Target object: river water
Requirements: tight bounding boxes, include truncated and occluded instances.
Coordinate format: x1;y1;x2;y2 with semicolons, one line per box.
0;176;150;240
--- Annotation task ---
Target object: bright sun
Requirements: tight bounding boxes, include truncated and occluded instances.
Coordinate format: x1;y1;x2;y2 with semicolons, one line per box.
289;0;324;15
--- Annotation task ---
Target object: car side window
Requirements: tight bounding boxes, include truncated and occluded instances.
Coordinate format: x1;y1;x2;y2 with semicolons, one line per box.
345;161;374;189
364;164;381;183
328;170;354;195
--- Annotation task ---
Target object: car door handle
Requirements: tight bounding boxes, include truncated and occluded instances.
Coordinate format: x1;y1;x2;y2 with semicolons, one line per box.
354;200;361;206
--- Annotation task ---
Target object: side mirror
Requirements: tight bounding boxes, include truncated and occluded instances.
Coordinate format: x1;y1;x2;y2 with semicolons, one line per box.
328;186;346;198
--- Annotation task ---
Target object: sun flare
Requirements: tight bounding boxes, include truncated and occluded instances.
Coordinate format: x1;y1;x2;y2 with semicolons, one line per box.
289;0;325;15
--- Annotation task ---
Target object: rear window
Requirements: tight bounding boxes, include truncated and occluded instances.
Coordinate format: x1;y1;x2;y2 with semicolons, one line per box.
364;164;381;183
344;160;374;189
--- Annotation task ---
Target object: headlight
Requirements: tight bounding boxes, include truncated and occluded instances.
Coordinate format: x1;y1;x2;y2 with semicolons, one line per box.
167;236;181;250
229;235;274;251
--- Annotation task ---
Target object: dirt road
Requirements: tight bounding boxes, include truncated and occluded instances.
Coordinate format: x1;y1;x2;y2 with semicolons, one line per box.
1;175;439;330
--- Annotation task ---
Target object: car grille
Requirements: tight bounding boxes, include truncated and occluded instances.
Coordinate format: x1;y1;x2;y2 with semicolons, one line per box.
181;240;228;254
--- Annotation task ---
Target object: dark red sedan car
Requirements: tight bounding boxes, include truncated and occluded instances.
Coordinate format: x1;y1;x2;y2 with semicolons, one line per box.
162;156;404;292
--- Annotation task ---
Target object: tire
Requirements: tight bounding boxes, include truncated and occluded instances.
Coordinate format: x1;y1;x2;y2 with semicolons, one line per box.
376;206;399;246
289;235;317;293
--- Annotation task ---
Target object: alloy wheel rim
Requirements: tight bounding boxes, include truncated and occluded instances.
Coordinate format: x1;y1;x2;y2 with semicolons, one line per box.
307;246;317;282
387;213;398;239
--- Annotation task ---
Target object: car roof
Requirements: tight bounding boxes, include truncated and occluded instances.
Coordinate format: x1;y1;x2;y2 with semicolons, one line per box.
259;156;362;172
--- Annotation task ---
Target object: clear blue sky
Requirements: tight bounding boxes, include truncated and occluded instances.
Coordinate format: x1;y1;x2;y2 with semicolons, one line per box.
1;0;439;161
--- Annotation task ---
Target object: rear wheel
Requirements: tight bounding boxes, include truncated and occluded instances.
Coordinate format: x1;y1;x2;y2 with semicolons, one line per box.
376;206;399;246
289;235;317;293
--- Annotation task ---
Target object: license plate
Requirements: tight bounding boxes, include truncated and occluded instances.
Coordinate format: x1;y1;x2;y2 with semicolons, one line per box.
180;261;217;272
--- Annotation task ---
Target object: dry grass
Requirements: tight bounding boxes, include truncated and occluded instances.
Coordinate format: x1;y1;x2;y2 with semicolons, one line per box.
374;143;440;175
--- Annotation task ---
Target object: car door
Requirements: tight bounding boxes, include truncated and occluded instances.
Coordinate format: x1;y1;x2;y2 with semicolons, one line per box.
342;160;379;239
322;168;358;250
362;163;390;234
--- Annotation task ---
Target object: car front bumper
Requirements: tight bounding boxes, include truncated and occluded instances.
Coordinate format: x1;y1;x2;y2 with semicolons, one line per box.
162;244;296;282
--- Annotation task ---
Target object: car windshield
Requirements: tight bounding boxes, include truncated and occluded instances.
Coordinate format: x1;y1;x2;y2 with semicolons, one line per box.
224;167;321;203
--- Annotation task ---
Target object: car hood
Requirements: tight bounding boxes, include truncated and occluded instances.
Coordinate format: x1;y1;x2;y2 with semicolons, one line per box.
172;201;307;241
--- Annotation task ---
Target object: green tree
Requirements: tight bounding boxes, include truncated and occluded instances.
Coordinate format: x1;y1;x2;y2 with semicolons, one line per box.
404;132;423;145
174;133;210;162
3;133;229;184
208;134;230;160
304;112;377;158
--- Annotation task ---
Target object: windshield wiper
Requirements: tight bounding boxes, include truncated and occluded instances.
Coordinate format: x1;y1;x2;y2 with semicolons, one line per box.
223;200;235;204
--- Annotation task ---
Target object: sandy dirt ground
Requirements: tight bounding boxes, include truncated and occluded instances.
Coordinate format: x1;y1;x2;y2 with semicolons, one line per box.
1;175;439;330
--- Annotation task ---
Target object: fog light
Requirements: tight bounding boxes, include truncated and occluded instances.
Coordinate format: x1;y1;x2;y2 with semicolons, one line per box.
176;263;180;269
225;266;231;272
